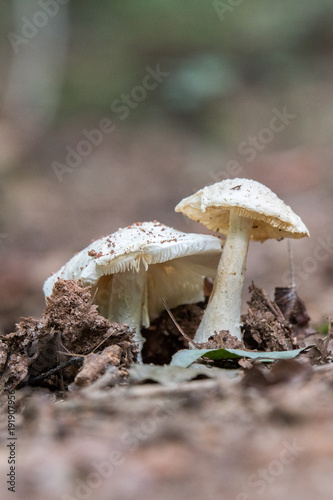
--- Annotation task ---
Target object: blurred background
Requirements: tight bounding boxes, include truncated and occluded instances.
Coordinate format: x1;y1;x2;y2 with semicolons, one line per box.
0;0;333;334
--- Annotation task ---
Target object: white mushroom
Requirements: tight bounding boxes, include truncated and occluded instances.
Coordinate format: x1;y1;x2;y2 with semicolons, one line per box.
43;221;222;354
175;179;310;344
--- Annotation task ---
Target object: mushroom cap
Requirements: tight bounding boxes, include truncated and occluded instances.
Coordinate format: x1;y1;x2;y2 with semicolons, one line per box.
43;221;222;322
175;178;310;241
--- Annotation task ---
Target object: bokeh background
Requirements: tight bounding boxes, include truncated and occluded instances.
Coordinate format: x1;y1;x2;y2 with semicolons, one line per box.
1;0;333;333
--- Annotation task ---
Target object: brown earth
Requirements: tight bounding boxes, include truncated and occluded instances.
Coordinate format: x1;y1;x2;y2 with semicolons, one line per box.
1;279;332;500
1;358;333;500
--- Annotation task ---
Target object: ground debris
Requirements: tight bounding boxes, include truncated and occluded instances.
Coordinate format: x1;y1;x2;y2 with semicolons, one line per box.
201;330;242;350
242;358;312;390
242;283;299;351
305;322;333;365
74;345;127;387
43;279;133;354
0;316;55;392
237;358;254;369
274;286;316;339
0;279;137;391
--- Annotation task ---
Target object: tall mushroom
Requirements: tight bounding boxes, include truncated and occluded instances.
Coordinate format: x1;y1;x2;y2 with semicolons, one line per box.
175;179;310;344
43;221;222;353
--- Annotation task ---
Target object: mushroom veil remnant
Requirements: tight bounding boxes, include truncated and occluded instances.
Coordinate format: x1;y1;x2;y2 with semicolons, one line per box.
43;221;222;353
175;179;310;344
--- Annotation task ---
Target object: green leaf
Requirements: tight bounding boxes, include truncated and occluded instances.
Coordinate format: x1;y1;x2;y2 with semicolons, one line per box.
170;347;307;368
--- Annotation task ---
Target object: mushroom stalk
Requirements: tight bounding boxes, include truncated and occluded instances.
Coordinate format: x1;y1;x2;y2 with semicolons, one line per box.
194;211;252;343
109;266;149;354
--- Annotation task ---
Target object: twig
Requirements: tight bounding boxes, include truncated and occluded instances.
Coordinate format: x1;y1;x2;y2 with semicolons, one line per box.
161;297;200;348
18;357;84;387
92;331;117;354
57;351;87;358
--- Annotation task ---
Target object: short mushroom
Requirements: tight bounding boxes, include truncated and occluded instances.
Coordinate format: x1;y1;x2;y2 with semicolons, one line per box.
43;221;222;354
175;178;310;344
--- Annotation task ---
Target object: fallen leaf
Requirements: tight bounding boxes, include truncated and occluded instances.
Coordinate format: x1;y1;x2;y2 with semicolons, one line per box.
130;363;239;385
170;347;306;368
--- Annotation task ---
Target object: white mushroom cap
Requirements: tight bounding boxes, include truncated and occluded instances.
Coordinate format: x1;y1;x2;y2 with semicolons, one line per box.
175;178;310;241
43;221;222;349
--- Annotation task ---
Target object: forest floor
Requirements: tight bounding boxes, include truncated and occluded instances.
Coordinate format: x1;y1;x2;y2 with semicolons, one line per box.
1;278;333;500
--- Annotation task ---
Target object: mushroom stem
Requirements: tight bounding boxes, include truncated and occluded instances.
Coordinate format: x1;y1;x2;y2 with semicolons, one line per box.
109;266;149;357
194;211;252;343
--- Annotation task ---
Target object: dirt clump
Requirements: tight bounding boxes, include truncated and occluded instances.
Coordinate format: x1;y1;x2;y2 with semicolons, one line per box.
242;283;299;351
274;286;316;340
0;279;137;392
201;330;243;350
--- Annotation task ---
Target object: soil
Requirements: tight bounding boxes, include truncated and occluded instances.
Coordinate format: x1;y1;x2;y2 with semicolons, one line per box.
1;279;333;500
242;283;299;352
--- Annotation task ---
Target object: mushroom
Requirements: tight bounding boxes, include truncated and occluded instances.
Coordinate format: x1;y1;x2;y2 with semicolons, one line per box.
175;179;310;344
43;221;222;354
